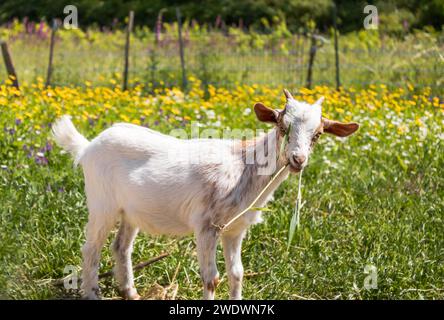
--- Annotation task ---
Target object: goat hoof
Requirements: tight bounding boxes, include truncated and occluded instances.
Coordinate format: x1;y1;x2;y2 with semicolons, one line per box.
129;294;141;300
121;287;141;300
82;287;101;300
82;293;101;300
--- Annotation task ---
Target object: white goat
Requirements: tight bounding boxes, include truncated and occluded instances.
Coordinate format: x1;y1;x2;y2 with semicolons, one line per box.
52;89;359;300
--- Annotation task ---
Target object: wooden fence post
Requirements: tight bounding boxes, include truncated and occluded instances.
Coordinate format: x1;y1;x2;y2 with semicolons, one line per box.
123;10;134;91
300;32;306;86
333;3;341;90
306;34;317;89
294;33;300;86
176;7;187;91
305;34;327;89
45;19;58;88
1;41;19;89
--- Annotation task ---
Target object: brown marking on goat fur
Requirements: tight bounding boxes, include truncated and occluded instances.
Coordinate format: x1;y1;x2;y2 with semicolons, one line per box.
254;103;278;123
322;118;359;137
224;164;256;209
198;164;242;229
276;111;287;137
316;121;324;134
199;128;287;233
310;121;324;147
198;163;221;205
200;215;215;234
219;129;285;215
206;276;220;292
205;184;218;212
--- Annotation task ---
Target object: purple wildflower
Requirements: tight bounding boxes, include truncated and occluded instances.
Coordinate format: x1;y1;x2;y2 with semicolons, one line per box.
112;18;118;30
38;21;46;39
403;20;409;31
27;21;34;34
22;145;30;159
35;152;48;165
45;141;53;152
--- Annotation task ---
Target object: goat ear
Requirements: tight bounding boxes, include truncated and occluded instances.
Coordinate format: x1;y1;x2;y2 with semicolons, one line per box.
283;89;294;101
323;118;360;137
254;103;279;124
314;96;325;105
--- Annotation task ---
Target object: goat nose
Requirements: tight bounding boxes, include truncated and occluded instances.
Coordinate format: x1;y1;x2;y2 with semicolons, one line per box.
292;154;306;166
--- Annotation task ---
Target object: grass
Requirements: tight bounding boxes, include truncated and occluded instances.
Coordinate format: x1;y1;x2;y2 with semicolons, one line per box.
0;83;443;299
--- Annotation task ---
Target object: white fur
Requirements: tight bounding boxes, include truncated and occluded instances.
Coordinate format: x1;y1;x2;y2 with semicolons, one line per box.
51;116;89;166
52;97;328;300
284;98;322;168
52;115;290;300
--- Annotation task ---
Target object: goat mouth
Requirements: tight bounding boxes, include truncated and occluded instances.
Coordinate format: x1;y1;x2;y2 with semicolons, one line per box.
289;164;302;173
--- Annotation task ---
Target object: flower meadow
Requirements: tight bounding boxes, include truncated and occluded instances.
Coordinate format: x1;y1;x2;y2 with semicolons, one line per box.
0;79;443;299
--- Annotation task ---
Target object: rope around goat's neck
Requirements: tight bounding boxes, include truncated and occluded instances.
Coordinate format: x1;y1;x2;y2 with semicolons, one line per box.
212;163;289;233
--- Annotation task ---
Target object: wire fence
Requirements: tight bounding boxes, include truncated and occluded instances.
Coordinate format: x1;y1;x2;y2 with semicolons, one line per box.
1;22;443;93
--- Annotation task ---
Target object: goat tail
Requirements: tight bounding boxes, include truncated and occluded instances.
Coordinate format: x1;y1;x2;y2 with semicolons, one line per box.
52;115;89;165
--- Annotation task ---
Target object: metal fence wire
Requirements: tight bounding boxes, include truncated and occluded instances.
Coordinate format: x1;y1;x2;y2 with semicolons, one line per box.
1;28;443;92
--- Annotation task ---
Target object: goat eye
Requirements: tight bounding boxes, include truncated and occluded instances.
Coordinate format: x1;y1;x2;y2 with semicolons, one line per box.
311;132;321;144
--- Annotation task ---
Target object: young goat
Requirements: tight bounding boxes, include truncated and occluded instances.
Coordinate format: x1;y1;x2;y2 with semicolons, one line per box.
52;89;359;300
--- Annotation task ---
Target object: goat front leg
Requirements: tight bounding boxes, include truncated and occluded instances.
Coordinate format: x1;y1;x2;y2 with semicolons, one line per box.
195;227;219;300
221;230;245;300
81;210;116;299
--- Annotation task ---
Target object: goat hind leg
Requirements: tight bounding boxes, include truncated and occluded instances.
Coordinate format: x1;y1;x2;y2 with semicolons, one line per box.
112;219;139;300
